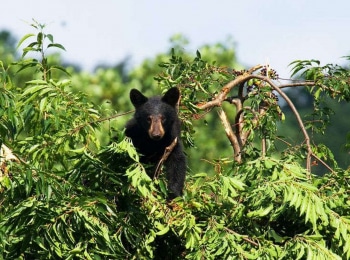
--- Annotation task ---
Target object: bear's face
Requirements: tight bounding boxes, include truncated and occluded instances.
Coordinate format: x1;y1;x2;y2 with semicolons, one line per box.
130;88;180;141
146;113;165;140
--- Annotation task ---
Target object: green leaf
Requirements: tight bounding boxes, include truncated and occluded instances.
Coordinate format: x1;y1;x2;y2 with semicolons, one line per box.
26;79;48;85
185;232;195;249
22;84;48;96
46;34;54;43
154;222;169;236
228;176;246;191
196;50;201;59
247;204;273;218
47;43;66;51
15;60;38;73
16;33;35;49
37;32;43;45
264;158;276;169
50;65;71;76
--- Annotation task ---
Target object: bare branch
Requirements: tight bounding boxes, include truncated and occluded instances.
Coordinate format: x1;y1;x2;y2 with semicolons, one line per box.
154;137;178;179
197;65;263;110
247;64;264;74
254;76;313;176
279;81;342;96
279;82;315;89
217;108;241;163
223;227;259;247
70;110;134;134
311;153;335;174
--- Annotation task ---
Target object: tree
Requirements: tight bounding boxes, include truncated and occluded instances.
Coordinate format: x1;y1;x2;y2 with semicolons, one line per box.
0;21;349;259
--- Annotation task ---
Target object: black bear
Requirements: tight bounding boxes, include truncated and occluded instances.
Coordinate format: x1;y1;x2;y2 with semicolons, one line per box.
125;87;186;199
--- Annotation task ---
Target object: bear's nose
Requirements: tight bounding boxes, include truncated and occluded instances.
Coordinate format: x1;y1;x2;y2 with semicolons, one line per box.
150;133;162;140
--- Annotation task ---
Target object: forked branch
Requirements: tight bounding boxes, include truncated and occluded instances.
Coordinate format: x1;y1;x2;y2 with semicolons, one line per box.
198;65;263;110
195;65;320;177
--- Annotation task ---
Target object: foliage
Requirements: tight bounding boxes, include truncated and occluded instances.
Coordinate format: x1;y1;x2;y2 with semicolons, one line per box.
0;21;350;259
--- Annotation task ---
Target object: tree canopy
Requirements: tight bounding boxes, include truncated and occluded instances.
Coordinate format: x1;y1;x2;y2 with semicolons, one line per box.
0;21;349;259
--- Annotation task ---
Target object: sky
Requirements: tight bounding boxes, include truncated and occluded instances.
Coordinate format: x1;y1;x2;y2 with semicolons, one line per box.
1;0;350;78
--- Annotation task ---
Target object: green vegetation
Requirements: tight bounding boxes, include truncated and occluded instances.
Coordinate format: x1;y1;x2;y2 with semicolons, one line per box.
0;21;349;259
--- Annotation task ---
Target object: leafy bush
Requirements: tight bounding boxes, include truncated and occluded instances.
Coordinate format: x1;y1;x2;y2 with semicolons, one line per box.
0;21;349;259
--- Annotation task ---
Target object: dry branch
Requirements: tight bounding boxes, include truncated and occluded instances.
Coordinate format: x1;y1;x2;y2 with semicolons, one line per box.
0;144;19;176
197;65;263;110
154;137;178;179
193;64;321;176
217;108;241;163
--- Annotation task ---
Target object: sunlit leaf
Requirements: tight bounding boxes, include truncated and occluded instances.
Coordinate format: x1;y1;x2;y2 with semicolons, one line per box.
16;33;35;49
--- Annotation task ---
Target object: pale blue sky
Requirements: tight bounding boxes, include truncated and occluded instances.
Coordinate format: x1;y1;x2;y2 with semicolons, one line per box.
2;0;349;77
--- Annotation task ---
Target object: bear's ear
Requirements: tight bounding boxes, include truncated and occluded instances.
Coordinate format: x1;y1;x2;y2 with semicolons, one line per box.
130;89;148;108
162;87;180;107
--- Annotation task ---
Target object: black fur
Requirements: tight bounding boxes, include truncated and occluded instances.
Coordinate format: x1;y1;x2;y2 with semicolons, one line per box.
125;87;186;199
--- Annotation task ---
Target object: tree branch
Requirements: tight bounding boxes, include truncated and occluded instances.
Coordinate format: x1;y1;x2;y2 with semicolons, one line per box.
197;65;263;110
217;108;241;163
154;137;178;179
193;65;332;176
223;227;259;247
279;81;342;96
254;76;313;176
279;82;315;89
70;110;134;134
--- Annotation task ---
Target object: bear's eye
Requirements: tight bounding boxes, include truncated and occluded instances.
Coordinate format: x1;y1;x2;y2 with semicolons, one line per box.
147;116;152;124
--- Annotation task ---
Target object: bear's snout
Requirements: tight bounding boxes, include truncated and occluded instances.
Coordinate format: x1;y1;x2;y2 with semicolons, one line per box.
148;115;165;140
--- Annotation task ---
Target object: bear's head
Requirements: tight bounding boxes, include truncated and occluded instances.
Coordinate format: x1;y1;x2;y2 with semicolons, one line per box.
129;87;180;140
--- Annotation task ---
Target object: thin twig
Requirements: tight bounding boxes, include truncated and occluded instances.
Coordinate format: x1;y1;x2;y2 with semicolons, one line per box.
279;82;342;96
279;82;315;89
70;110;134;134
154;137;178;179
260;107;267;158
311;153;335;174
223;227;259;247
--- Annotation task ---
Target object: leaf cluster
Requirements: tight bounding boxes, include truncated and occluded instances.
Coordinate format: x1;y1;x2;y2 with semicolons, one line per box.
290;59;350;134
